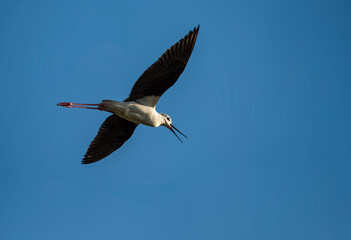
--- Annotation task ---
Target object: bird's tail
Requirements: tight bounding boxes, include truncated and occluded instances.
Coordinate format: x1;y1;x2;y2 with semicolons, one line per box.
99;100;124;114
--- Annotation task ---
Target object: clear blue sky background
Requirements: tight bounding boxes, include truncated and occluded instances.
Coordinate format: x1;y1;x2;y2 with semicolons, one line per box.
1;0;350;239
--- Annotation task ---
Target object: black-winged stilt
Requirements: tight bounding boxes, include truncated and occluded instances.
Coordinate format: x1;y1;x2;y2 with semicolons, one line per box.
58;25;199;164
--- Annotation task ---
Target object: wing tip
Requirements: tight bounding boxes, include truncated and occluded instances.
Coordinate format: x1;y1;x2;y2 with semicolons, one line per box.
81;152;110;164
81;157;96;164
190;25;200;35
81;159;91;164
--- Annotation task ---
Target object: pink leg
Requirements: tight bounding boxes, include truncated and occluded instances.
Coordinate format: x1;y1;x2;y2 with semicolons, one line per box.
57;102;113;113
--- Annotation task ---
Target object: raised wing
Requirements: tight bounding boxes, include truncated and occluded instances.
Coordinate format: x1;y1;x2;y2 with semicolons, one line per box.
126;25;200;107
82;115;138;164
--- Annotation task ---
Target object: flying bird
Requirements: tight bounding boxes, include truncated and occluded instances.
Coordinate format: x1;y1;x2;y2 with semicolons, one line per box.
58;25;199;164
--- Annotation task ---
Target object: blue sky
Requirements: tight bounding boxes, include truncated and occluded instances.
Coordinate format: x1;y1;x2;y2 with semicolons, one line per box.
1;0;350;239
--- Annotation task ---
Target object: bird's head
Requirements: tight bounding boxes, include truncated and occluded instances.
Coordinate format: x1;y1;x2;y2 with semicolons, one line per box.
160;113;187;143
160;113;172;126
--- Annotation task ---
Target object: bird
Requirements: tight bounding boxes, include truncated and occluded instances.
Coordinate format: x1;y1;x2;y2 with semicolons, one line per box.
58;25;199;164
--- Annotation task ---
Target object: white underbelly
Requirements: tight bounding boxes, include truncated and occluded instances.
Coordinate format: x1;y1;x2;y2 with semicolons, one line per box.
101;100;159;127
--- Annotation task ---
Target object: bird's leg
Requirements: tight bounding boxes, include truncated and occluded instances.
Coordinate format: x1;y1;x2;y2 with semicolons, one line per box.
57;102;113;113
57;102;100;109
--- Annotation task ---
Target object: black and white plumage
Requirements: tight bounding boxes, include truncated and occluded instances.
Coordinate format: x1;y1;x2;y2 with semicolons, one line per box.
58;25;199;164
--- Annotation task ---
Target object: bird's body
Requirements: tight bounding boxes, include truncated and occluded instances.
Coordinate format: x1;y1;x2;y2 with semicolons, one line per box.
58;25;199;164
100;99;162;127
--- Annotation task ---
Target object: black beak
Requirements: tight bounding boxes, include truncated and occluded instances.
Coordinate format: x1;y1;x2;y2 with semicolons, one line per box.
168;124;187;143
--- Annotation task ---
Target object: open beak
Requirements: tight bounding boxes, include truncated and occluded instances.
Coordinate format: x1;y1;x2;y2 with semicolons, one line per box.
167;124;188;143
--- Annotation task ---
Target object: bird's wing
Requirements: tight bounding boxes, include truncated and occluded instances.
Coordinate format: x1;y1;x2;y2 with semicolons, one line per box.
126;25;200;107
82;115;138;164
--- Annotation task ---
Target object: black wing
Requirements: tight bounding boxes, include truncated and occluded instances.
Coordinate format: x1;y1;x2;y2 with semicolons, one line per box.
82;115;138;164
126;25;200;105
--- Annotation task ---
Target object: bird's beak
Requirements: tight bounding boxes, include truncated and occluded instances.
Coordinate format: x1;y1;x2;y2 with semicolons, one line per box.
167;124;188;143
